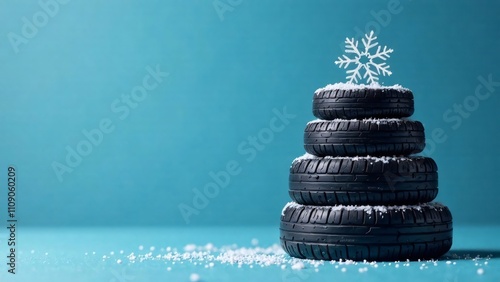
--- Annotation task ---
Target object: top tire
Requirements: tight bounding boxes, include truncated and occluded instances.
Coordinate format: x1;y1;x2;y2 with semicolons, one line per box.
313;84;414;120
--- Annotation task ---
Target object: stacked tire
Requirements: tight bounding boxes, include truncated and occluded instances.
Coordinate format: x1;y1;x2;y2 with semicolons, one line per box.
280;84;453;261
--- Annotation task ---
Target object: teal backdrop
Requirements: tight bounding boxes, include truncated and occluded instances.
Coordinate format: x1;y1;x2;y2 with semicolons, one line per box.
0;0;499;227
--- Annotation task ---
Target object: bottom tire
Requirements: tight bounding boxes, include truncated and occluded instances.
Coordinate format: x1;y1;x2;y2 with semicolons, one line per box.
280;202;453;261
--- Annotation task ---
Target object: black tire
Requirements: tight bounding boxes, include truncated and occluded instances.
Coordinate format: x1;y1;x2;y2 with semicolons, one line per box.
280;202;453;261
304;119;425;157
289;155;438;205
313;87;414;120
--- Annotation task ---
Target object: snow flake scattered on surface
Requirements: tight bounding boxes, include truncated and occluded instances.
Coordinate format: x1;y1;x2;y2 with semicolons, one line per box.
189;273;200;282
335;31;393;84
307;118;405;125
26;245;496;276
292;153;416;164
291;261;305;270
358;266;369;273
281;202;446;216
251;238;259;246
184;244;197;252
315;82;407;94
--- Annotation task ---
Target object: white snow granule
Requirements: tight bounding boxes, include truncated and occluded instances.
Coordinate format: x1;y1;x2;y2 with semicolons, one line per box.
291;261;305;270
167;267;172;271
116;259;122;264
128;253;136;261
477;268;484;275
341;267;347;272
189;273;200;282
251;238;259;246
138;245;144;251
446;261;452;265
205;243;214;251
184;244;197;252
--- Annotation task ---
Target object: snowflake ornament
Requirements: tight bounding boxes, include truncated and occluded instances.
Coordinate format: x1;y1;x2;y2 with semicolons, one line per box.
335;31;393;84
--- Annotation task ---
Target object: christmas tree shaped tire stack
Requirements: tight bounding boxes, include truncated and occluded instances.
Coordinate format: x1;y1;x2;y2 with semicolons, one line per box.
279;84;453;261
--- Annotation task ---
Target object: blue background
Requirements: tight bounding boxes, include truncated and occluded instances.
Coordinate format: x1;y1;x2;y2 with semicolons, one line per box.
1;0;499;227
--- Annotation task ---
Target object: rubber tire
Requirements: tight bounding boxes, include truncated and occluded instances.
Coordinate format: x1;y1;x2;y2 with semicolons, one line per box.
280;203;453;261
304;119;425;157
289;156;438;205
313;88;414;120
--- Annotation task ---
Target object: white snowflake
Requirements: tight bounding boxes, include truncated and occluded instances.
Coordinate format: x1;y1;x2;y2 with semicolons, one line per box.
335;31;393;84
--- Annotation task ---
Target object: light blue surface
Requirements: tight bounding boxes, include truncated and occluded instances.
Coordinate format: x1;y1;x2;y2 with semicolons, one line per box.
0;225;499;282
